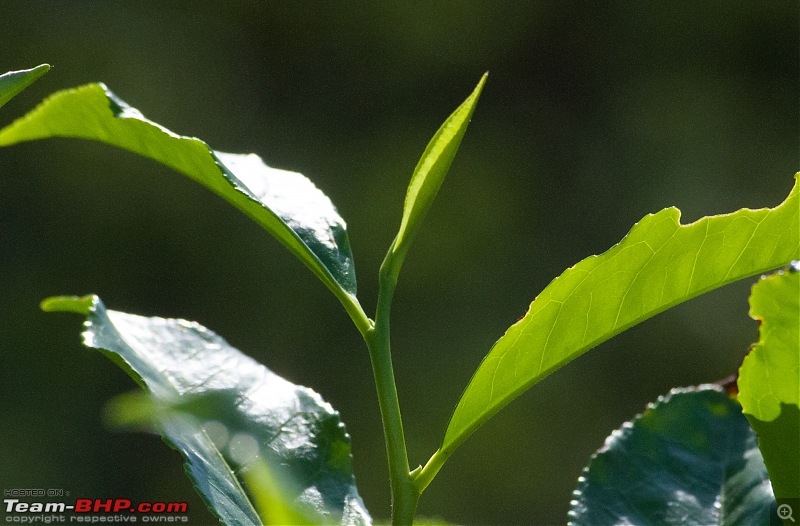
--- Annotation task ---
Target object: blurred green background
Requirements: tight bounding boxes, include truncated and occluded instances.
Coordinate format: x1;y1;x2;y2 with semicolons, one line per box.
1;2;797;525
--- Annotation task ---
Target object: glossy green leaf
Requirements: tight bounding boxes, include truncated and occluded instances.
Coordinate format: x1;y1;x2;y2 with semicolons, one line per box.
43;295;371;526
107;393;330;526
389;73;486;266
112;396;262;526
738;265;800;499
1;85;364;328
0;64;49;109
441;175;800;458
569;386;779;526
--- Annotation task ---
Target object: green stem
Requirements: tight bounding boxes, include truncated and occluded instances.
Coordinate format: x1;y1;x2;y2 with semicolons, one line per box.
412;449;448;495
334;288;373;338
364;252;419;526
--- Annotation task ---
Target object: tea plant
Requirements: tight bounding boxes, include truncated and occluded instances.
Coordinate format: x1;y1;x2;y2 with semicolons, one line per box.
2;65;798;525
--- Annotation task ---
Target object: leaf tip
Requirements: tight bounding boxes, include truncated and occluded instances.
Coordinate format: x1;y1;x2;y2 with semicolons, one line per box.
17;63;51;85
0;63;52;111
40;294;98;315
471;72;488;102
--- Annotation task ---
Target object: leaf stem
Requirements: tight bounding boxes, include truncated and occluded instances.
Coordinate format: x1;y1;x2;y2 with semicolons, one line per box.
412;449;448;495
364;251;419;526
338;291;373;339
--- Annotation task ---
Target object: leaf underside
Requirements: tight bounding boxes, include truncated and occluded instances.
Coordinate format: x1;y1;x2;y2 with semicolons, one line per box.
44;295;371;526
569;386;779;526
0;64;49;109
0;84;358;301
443;175;800;456
738;265;800;499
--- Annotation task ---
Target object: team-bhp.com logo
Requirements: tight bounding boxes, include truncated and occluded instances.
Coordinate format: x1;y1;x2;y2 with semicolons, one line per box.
4;498;188;523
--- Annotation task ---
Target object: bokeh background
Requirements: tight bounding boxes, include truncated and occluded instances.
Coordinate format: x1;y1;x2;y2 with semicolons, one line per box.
1;2;797;525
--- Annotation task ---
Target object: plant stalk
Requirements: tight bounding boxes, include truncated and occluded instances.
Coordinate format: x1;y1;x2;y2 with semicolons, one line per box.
412;449;447;495
364;252;419;526
335;288;373;338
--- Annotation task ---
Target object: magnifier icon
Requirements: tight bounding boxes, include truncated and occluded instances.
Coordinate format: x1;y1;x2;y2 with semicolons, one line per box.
778;503;795;522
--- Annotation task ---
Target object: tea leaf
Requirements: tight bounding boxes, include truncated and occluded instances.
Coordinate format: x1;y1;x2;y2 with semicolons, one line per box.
569;387;778;526
738;265;800;499
389;73;486;269
43;295;371;526
441;175;800;460
1;85;364;328
0;64;49;109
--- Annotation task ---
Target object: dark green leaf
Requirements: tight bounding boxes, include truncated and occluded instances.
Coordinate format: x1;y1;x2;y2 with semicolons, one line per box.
0;64;49;109
2;85;364;328
43;295;371;526
738;265;800;499
569;386;779;526
440;175;800;458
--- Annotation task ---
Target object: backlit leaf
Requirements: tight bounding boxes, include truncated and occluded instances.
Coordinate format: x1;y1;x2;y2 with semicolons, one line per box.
441;175;800;458
738;265;800;499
